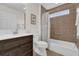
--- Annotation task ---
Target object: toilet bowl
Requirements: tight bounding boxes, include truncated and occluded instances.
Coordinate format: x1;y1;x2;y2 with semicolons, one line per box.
33;35;48;56
35;41;48;48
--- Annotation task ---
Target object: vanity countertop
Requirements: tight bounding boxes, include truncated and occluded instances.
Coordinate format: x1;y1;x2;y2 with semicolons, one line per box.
0;33;33;40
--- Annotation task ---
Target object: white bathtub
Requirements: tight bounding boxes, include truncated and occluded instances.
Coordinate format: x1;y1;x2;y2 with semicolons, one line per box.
48;39;79;56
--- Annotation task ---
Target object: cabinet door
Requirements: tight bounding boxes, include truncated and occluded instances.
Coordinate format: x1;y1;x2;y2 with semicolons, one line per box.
0;35;33;56
0;42;4;55
3;43;32;56
3;47;23;56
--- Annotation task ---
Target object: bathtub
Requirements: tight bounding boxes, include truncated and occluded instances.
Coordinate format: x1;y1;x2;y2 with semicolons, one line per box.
48;39;79;56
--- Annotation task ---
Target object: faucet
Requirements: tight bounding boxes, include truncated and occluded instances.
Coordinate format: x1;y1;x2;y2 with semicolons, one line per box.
13;24;19;34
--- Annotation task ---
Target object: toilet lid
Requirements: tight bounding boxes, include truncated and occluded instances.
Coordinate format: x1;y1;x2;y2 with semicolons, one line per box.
37;41;47;45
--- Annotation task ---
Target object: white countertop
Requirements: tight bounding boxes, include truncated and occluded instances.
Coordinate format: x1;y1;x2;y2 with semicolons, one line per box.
0;33;33;40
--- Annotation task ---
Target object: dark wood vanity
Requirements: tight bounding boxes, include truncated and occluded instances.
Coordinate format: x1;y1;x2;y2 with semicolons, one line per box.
0;35;33;56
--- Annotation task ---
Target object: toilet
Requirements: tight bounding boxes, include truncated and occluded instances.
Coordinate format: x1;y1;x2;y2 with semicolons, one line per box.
33;35;48;56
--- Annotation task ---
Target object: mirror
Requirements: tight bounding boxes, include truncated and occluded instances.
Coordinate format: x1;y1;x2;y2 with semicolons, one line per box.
0;3;26;35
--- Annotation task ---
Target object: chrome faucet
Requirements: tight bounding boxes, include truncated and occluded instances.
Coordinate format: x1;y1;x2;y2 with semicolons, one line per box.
13;24;19;34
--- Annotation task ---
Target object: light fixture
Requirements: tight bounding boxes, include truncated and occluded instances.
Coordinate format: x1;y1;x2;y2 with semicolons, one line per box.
55;3;59;4
24;8;26;10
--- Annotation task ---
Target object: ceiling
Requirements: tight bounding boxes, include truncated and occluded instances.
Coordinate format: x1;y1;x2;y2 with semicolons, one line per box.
42;3;65;10
0;3;65;12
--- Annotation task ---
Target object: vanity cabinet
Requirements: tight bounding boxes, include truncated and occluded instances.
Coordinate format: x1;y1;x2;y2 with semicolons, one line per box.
0;35;33;56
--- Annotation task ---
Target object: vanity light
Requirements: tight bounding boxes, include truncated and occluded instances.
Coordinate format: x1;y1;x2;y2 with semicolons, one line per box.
24;8;26;10
55;3;59;4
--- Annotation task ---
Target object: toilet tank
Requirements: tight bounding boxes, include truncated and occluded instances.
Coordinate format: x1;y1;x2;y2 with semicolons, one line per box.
33;35;41;42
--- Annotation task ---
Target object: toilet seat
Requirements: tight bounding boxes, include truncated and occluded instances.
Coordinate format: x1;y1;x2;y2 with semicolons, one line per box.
33;35;48;56
35;41;48;48
34;41;48;56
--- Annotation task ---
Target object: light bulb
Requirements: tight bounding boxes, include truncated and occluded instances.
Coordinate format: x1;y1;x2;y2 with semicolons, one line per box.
24;8;26;10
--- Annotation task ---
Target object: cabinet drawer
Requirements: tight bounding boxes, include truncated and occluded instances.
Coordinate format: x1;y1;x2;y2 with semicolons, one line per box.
23;49;33;56
0;43;3;51
0;35;33;56
2;42;32;56
3;36;32;50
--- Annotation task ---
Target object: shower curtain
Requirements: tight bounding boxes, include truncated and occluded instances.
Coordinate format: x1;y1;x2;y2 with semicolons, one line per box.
41;12;49;42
